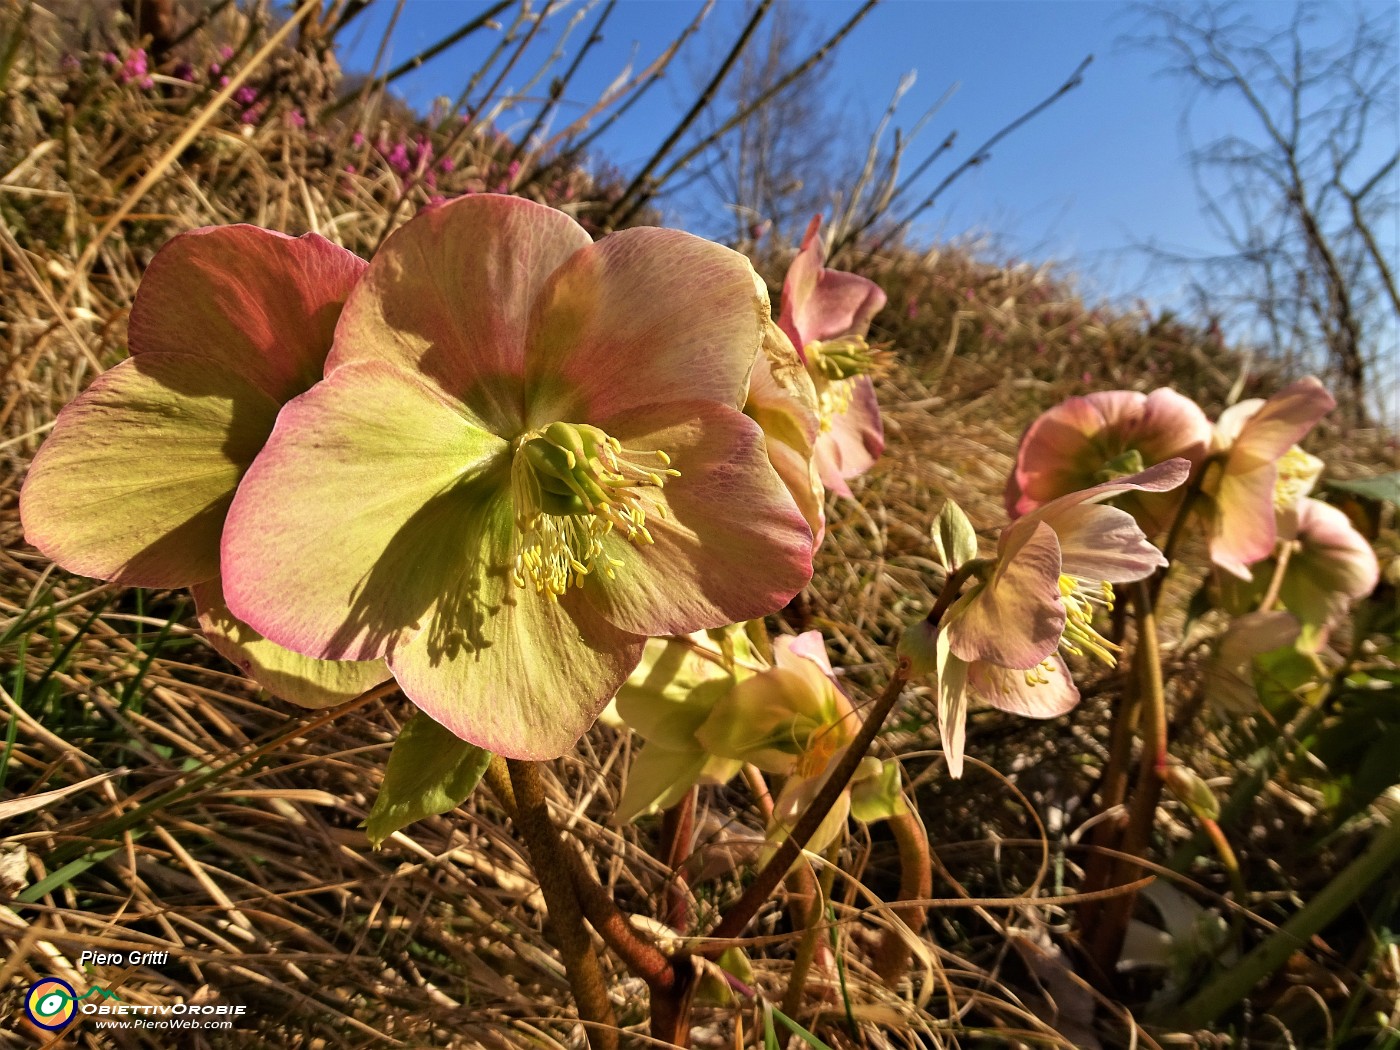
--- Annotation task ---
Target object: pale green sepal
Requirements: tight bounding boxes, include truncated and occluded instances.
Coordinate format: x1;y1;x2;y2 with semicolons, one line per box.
617;744;710;823
193;578;390;709
850;758;908;824
614;635;745;751
936;626;970;778
931;500;978;571
365;712;493;847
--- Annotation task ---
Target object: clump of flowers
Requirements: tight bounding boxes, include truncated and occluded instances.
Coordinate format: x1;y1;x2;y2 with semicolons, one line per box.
902;460;1189;775
217;195;815;759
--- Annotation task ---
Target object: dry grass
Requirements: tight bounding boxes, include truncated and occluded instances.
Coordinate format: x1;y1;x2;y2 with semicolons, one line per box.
2;2;1397;1048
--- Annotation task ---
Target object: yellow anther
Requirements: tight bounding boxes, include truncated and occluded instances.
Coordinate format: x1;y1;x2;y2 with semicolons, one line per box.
1057;574;1121;668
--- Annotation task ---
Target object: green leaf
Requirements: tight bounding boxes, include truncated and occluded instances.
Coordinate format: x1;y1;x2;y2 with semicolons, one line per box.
365;713;493;847
1326;472;1400;506
1252;645;1322;714
931;500;978;571
769;1004;835;1049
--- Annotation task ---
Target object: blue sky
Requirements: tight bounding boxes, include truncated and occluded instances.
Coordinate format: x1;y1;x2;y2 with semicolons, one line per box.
335;1;1398;314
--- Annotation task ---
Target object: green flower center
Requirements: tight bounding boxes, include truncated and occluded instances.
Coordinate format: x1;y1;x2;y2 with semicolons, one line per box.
1057;574;1120;666
510;422;679;599
1092;448;1146;484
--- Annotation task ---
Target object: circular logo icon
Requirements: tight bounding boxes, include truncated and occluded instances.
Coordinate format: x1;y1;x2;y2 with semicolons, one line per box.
24;978;77;1031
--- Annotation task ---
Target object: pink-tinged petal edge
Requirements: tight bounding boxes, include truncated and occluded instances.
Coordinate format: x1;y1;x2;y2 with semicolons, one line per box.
523;226;768;426
779;215;887;349
814;375;884;494
128;224;365;404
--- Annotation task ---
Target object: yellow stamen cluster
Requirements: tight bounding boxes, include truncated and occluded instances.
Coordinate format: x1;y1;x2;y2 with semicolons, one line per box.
1272;445;1323;512
815;379;856;432
510;421;679;599
1023;656;1060;688
805;335;891;383
804;336;891;433
1057;574;1120;666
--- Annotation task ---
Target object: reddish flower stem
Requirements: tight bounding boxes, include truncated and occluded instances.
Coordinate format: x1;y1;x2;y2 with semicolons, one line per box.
1087;580;1169;975
660;786;698;932
871;803;932;984
504;759;620;1050
701;662;910;952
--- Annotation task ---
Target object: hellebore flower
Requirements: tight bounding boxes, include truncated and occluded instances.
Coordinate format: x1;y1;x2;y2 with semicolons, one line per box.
614;628;902;854
1006;388;1212;534
611;627;758;822
902;460;1189;776
221;195;814;760
777;216;888;497
697;632;900;856
1204;376;1335;579
20;226;389;707
1219;497;1379;642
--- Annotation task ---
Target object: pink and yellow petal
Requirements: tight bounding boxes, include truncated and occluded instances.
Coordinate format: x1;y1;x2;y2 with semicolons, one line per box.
388;496;645;760
192;578;390;709
779;216;887;348
524;228;769;426
1047;503;1169;583
329;194;589;431
582;401;813;638
128;225;365;404
967;653;1079;718
947;520;1064;668
221;360;509;661
814;374;883;493
1210;465;1280;578
1218;377;1334;469
21;354;280;588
